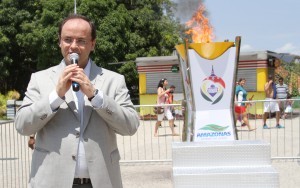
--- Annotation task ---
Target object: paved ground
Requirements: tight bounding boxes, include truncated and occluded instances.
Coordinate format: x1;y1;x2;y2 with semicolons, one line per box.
120;161;300;188
121;163;172;188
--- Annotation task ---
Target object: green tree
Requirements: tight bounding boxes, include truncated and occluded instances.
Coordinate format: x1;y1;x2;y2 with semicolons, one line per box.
0;0;181;102
0;0;41;94
279;61;300;97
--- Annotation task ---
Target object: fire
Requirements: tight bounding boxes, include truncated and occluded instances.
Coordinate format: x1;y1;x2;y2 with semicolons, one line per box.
185;4;214;43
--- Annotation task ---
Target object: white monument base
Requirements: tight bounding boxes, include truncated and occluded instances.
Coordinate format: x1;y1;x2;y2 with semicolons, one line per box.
172;140;279;188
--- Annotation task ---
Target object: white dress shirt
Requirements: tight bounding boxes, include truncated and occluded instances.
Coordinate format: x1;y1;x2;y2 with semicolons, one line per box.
73;87;89;178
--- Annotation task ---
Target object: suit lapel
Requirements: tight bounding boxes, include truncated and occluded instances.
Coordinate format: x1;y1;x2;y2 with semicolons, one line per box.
65;89;80;121
49;62;65;88
82;62;104;132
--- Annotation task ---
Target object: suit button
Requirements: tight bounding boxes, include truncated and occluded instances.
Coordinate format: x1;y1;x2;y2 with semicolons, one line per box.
40;114;47;120
75;132;80;138
106;108;112;115
72;155;76;161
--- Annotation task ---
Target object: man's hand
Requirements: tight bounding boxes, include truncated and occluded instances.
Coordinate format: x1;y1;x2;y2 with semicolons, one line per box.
70;68;94;98
249;95;254;101
56;64;79;98
28;137;35;150
247;95;255;107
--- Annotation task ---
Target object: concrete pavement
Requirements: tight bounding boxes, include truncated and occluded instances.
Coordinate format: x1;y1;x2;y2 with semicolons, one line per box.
120;161;300;188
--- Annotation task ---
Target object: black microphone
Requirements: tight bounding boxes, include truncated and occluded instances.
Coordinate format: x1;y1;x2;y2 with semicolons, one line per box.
70;53;80;92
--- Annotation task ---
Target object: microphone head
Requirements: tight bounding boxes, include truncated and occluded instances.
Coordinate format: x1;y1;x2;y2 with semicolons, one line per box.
69;53;79;63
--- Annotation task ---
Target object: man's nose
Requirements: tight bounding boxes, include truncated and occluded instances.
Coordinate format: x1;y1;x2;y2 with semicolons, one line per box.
70;40;78;48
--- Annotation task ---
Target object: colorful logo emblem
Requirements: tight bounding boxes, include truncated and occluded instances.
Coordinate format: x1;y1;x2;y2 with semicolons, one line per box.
200;66;225;104
197;124;231;138
199;124;229;131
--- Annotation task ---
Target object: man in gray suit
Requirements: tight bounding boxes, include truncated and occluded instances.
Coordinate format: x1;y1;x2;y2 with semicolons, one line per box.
15;14;139;188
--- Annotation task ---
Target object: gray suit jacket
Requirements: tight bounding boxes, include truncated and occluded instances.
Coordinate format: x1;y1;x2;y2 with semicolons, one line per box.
15;61;140;188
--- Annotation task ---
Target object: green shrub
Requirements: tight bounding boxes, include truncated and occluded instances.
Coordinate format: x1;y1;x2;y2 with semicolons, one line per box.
0;90;21;118
7;90;21;100
0;93;7;117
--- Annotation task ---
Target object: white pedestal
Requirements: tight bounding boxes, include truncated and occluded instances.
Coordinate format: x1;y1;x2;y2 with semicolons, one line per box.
172;140;279;188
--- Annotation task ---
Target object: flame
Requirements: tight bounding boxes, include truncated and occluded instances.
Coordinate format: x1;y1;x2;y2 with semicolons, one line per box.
185;4;214;43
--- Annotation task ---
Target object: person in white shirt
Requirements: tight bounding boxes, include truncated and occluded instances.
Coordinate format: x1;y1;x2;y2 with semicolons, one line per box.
276;77;288;117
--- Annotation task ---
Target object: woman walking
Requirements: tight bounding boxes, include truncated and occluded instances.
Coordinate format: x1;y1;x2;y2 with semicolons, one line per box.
235;78;256;131
154;78;179;137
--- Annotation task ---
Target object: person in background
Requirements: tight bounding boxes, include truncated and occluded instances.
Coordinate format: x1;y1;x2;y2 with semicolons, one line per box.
263;75;284;129
15;14;139;188
28;134;35;150
235;80;246;127
234;78;256;131
276;77;288;118
154;78;179;137
168;85;177;127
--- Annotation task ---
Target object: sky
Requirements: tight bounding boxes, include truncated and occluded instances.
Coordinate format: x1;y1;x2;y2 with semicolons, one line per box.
172;0;300;55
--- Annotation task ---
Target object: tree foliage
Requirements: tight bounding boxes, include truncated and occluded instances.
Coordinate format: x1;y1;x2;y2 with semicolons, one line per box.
279;61;300;97
0;0;181;101
0;0;41;94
